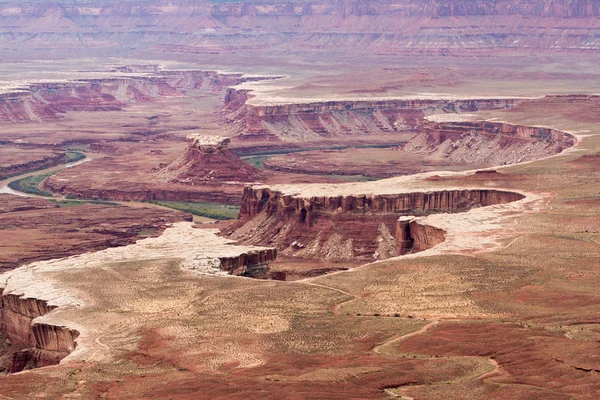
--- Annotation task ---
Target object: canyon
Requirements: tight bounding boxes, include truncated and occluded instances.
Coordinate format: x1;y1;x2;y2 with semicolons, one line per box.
1;0;600;61
1;0;600;398
0;222;277;373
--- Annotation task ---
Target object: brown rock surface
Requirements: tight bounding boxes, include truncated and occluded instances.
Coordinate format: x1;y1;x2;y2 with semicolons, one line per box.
0;289;79;373
0;197;191;272
0;194;58;214
0;147;68;179
402;118;576;166
155;135;267;184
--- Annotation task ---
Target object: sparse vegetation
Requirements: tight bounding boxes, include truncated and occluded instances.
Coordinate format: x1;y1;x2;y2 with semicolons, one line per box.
148;200;240;220
64;151;86;163
242;156;270;170
50;199;118;207
8;172;56;196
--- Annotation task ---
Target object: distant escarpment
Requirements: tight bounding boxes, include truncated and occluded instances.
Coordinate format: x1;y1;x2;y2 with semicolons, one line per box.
226;186;524;261
0;150;67;180
0;70;273;124
402;119;576;165
0;289;79;373
155;135;267;185
1;1;600;56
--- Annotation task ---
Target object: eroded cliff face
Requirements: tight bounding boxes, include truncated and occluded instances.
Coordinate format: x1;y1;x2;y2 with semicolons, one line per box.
0;289;79;373
226;92;521;141
155;135;267;184
0;151;67;180
402;119;576;165
219;248;278;277
1;0;599;57
226;186;524;261
0;70;265;124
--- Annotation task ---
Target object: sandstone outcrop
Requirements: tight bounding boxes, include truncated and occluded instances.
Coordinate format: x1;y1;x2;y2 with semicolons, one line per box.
226;91;521;140
0;70;273;124
401;119;576;165
0;289;79;373
226;186;524;261
155;135;266;185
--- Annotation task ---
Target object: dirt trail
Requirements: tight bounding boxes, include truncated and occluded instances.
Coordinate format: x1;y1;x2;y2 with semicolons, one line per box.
373;319;440;355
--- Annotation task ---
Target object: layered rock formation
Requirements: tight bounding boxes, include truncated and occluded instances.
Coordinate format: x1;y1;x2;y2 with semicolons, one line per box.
226;185;524;261
0;149;68;180
155;135;266;184
0;221;278;373
227;92;521;141
402;119;576;165
0;70;271;124
0;289;79;373
1;0;599;57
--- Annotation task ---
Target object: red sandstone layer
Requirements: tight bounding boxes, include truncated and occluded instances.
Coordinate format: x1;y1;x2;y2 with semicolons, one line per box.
226;186;524;261
0;196;192;272
155;136;267;185
226;90;521;141
0;148;70;180
0;289;79;373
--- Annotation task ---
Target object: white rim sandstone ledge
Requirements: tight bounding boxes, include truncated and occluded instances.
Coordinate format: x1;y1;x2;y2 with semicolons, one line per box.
249;171;525;198
0;222;275;363
230;76;542;106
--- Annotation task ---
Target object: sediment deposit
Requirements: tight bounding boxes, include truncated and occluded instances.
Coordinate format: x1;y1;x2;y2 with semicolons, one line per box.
0;222;277;372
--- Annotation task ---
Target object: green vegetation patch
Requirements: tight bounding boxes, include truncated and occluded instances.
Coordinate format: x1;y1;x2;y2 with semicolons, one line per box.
8;172;56;197
64;151;86;163
326;174;379;182
241;156;270;170
50;199;118;207
149;201;240;220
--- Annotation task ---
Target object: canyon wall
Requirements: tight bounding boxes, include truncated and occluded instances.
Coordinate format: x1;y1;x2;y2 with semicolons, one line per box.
1;1;600;57
0;70;264;124
402;119;576;165
0;151;67;180
42;178;245;205
226;92;521;141
226;186;523;260
0;289;79;373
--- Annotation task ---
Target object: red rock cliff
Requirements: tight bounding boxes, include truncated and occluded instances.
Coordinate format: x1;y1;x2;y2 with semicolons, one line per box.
0;289;79;373
226;186;524;261
227;95;521;139
402;119;576;165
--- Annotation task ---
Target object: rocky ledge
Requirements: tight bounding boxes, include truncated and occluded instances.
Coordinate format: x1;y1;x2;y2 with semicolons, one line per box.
226;185;524;261
0;222;277;373
225;89;522;140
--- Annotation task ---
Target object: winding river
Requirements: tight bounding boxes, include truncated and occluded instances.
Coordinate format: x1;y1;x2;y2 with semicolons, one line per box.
0;156;216;222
